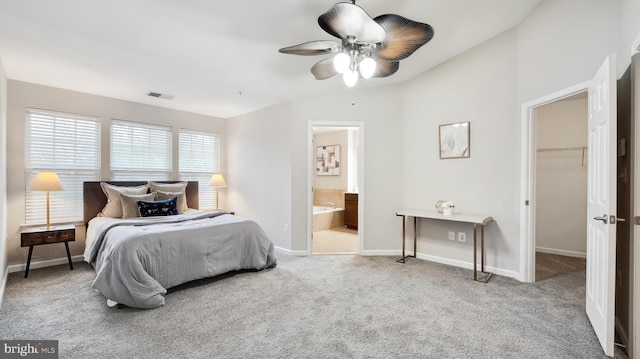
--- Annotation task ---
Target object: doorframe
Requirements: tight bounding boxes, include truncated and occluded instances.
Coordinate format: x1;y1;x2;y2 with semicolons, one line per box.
631;51;640;359
307;121;365;255
519;81;590;282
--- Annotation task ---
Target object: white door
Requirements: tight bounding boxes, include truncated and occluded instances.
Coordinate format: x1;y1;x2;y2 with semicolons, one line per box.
586;54;617;357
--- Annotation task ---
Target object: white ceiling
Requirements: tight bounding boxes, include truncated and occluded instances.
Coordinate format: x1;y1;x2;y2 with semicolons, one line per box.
0;0;542;119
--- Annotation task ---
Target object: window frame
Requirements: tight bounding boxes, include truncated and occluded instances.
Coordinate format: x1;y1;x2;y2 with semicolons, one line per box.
24;108;101;225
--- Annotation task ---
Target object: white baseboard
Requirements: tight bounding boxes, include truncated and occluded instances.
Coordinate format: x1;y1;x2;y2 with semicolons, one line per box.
7;255;85;274
360;250;402;256
274;246;308;256
536;247;586;258
361;249;520;280
416;252;519;280
264;246;523;281
0;266;8;311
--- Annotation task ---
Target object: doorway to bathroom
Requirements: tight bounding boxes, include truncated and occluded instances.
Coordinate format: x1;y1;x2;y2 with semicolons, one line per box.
309;123;363;255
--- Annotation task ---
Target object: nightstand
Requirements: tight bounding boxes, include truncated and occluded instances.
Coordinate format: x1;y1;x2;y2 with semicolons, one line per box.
21;224;75;278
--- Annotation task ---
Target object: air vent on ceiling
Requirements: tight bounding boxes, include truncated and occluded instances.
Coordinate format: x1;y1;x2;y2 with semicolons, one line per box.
146;91;175;100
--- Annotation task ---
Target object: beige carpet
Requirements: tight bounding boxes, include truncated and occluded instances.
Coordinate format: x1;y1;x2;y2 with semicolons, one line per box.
312;227;358;254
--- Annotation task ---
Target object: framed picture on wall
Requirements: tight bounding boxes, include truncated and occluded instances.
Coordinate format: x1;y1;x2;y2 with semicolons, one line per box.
439;122;470;159
316;145;341;175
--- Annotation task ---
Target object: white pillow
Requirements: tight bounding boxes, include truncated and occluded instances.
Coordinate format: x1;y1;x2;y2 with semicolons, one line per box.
120;192;157;218
99;183;149;218
156;190;189;214
148;181;187;193
149;182;189;210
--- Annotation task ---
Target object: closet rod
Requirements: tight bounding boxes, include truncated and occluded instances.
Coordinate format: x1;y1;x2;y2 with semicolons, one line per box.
536;146;587;153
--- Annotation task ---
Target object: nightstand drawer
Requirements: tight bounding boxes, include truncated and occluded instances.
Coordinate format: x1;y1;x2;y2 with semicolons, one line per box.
21;227;75;247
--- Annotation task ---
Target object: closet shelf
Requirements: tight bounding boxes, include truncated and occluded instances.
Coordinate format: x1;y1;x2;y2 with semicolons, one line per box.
536;146;588;166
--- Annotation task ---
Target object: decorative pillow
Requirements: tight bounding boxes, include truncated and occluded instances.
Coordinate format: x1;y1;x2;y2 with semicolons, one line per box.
156;190;188;214
137;197;178;217
120;192;157;218
99;183;149;218
148;181;187;193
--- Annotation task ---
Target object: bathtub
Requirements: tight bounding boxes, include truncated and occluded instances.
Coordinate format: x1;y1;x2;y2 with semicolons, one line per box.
313;206;345;233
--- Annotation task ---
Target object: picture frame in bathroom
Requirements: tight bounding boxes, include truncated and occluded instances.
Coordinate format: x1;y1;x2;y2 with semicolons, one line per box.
316;145;341;176
439;122;470;159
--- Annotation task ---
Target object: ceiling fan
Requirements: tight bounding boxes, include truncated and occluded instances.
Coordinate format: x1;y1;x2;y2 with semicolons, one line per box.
279;1;434;87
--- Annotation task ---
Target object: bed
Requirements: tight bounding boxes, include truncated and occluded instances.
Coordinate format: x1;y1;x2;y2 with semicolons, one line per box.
82;181;277;309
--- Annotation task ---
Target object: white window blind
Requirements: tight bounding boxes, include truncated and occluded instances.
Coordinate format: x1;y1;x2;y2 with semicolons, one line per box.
110;120;172;180
25;109;101;224
179;130;220;209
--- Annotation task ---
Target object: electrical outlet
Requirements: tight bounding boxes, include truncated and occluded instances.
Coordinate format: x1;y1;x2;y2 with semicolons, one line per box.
458;232;466;242
284;224;290;233
448;231;455;241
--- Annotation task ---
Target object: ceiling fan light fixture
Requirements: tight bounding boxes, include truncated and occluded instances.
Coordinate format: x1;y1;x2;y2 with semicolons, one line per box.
343;69;359;87
359;57;376;79
279;1;433;86
333;52;350;74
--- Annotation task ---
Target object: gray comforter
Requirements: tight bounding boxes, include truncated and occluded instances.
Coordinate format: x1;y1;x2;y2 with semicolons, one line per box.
86;211;277;309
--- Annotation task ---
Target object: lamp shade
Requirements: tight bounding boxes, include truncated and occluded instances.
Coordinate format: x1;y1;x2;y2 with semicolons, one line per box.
209;174;227;187
29;172;63;191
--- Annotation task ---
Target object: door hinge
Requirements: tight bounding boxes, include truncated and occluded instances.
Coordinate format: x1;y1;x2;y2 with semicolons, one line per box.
635;216;640;225
525;200;529;206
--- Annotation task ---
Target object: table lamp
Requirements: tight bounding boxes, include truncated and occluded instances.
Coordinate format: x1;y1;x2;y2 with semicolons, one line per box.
209;174;227;210
29;172;63;228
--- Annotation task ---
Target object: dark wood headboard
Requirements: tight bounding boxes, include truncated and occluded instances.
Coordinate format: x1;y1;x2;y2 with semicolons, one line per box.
83;181;199;226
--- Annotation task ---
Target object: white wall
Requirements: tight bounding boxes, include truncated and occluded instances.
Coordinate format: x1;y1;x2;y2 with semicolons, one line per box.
226;102;293;252
313;130;348;190
3;0;637;281
535;98;588;256
516;0;620;105
0;53;8;307
224;0;637;277
228;86;404;254
620;0;640;67
290;87;404;253
403;29;520;274
5;80;226;268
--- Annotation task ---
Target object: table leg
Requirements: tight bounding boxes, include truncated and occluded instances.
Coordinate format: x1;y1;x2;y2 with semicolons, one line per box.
396;214;407;263
64;241;74;270
473;224;477;281
474;224;493;283
413;217;417;259
481;225;485;273
24;245;34;278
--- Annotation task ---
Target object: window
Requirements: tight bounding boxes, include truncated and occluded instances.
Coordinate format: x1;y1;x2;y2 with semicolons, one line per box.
110;120;172;180
179;130;220;209
25;109;101;224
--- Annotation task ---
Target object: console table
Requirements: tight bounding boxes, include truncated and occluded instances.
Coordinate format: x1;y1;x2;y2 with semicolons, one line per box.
395;209;494;283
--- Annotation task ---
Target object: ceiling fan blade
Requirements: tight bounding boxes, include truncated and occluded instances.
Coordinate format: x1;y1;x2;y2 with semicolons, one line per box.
374;14;434;61
318;2;386;44
372;61;399;78
310;58;338;80
279;40;341;56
